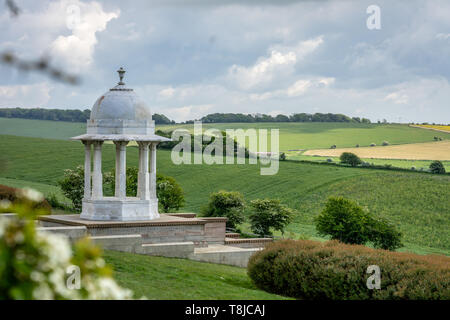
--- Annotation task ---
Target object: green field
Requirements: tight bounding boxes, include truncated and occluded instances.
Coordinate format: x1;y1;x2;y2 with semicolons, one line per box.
2;117;450;151
1;133;449;255
103;250;289;300
158;122;450;150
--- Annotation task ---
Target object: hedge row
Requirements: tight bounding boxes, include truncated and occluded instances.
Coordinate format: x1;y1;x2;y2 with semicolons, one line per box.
247;239;450;300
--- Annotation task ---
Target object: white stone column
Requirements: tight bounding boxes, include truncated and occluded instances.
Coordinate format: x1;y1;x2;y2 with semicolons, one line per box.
114;141;128;199
82;141;92;200
149;142;158;199
138;141;150;200
92;141;104;199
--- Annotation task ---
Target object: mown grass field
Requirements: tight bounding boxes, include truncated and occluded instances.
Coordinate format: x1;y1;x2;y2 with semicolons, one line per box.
303;140;450;161
103;250;289;300
1;134;449;255
2;117;450;150
288;154;450;172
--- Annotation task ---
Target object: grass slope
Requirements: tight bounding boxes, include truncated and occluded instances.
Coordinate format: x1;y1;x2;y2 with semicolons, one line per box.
103;250;289;300
1;134;449;255
2;118;449;151
158;122;450;150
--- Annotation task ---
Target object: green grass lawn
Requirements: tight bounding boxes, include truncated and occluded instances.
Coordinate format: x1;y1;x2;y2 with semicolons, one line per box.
2;118;449;151
1;134;449;255
103;250;289;300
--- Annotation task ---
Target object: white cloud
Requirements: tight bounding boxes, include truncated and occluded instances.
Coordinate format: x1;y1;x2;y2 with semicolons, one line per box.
50;1;119;72
384;92;409;104
158;87;175;99
227;36;323;90
436;33;450;40
164;104;213;122
0;83;51;107
250;77;334;100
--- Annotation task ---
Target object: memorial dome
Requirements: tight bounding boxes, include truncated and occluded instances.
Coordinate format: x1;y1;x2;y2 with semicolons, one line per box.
90;67;152;121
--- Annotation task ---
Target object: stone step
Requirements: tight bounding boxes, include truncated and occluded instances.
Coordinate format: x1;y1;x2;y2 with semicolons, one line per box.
224;237;273;248
141;241;194;258
36;226;87;241
90;234;142;253
190;245;262;268
166;213;197;218
225;232;240;238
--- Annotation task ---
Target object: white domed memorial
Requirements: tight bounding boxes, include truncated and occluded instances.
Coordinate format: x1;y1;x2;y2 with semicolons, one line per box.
71;68;171;221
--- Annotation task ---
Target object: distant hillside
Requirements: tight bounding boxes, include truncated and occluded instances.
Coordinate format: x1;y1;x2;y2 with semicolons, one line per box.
0;107;174;125
196;112;371;124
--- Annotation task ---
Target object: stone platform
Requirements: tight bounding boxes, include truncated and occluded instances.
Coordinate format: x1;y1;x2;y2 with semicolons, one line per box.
35;213;273;267
38;213;227;246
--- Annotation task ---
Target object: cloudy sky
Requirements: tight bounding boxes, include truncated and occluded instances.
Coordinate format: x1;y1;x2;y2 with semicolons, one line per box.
1;0;449;123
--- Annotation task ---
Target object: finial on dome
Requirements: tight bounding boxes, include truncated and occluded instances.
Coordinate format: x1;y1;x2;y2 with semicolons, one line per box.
117;67;125;85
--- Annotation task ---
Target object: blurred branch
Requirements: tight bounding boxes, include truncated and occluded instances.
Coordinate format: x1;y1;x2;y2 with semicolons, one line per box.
5;0;20;17
1;52;80;85
3;1;80;85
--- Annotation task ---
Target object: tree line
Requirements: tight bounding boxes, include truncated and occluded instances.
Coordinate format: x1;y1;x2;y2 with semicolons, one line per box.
0;108;372;124
0;107;174;124
197;112;371;124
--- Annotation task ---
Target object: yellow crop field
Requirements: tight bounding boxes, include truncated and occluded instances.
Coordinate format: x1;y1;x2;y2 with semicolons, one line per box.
304;140;450;160
412;124;450;133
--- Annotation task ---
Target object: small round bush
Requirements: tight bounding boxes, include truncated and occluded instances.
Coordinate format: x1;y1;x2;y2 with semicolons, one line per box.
429;160;446;174
326;158;333;163
248;199;294;236
339;152;362;167
201;190;245;229
355;144;360;148
382;141;389;146
156;174;185;213
370;143;376;147
315;197;402;250
279;152;286;161
330;145;336;149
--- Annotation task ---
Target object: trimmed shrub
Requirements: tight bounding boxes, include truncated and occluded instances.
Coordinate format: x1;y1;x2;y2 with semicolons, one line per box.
315;197;370;245
382;141;389;146
58;165;86;212
201;190;245;229
429;160;446;174
156;174;185;213
279;152;286;161
370;143;376;147
339;152;362;167
315;197;402;250
247;239;450;300
248;199;294;236
330;145;337;149
0;184;51;214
